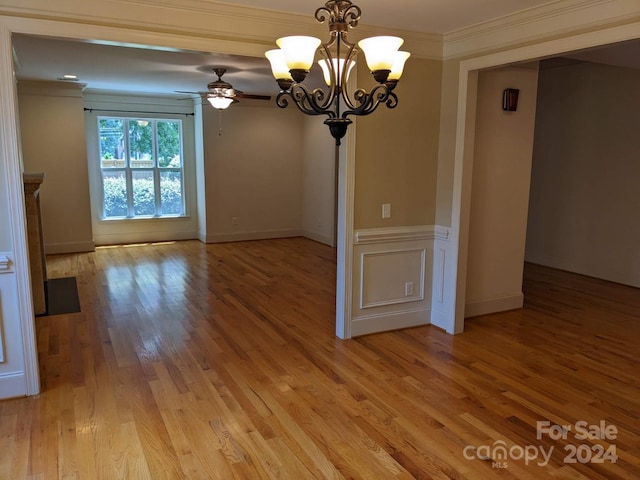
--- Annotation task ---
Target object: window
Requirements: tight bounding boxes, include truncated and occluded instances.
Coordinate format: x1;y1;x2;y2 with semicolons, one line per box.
98;117;184;219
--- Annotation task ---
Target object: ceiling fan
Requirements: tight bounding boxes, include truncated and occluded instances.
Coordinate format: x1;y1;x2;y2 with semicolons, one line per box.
178;68;271;109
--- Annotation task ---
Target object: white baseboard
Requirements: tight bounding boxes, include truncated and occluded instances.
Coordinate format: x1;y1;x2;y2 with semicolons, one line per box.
204;229;302;244
45;241;95;255
94;231;198;246
465;293;523;318
302;230;334;247
526;251;640;288
351;308;431;337
0;372;27;399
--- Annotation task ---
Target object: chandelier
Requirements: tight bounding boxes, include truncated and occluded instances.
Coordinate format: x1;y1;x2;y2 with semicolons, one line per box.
265;0;410;146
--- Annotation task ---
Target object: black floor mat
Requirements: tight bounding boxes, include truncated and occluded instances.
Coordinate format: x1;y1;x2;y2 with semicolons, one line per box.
42;277;81;316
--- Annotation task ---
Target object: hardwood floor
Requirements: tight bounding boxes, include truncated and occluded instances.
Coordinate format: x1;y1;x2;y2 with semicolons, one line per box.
1;238;638;479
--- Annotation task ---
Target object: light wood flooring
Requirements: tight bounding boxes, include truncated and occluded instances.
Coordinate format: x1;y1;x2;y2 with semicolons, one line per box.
1;237;639;479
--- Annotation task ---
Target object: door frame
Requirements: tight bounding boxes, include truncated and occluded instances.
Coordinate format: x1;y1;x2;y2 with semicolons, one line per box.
450;21;640;334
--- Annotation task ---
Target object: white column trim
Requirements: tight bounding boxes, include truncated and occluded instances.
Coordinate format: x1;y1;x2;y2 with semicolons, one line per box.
335;118;356;340
335;69;357;340
0;24;40;394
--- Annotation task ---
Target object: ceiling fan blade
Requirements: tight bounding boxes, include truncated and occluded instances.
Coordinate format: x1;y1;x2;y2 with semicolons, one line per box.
175;90;210;95
235;92;271;100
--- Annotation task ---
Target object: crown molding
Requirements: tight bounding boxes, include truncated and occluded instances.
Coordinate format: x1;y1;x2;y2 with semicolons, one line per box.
443;0;639;60
113;0;443;59
1;0;442;59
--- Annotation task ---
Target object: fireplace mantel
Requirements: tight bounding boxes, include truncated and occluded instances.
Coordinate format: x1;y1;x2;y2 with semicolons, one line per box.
23;173;47;315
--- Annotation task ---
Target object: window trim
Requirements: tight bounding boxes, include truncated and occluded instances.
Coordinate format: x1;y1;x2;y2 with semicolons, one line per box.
97;115;186;220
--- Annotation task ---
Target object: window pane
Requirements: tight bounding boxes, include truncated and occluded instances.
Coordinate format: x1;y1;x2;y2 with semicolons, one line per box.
129;120;154;168
102;171;128;218
97;116;185;221
160;171;183;215
157;120;182;168
132;170;156;216
99;118;125;168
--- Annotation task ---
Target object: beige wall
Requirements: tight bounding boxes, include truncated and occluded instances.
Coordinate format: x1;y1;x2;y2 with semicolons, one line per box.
434;59;461;228
17;81;94;254
201;102;303;242
465;64;539;317
302;115;336;246
354;57;441;230
526;61;640;287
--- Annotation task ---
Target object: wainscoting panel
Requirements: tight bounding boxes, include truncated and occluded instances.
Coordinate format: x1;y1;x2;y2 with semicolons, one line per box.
0;291;4;364
0;256;27;398
360;248;425;309
352;226;437;337
0;252;11;364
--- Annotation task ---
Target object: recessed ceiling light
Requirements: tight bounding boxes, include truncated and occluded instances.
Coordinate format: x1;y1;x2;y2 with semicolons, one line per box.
57;74;79;81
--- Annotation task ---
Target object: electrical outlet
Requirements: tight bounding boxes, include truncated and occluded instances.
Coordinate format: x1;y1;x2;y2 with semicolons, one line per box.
382;203;391;219
405;281;413;297
232;217;239;226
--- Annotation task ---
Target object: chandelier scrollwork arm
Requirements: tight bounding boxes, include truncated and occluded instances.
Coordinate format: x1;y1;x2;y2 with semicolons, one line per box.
291;84;332;116
343;84;394;118
315;1;361;29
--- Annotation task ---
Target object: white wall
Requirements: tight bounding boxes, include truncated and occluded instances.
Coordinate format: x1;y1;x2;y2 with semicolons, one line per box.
301;115;336;247
465;64;539;317
200;102;304;243
526;61;640;287
18;81;94;254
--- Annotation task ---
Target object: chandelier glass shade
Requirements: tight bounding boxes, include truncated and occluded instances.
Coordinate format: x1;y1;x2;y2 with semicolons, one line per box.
265;0;410;145
318;58;355;86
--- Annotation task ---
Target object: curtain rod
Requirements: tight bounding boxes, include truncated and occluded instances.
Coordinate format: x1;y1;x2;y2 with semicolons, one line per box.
84;108;194;116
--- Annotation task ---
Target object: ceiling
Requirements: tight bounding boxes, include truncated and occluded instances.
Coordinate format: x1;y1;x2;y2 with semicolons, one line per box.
12;34;279;98
10;0;640;98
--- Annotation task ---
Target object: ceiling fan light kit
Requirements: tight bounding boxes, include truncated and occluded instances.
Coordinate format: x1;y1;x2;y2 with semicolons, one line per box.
207;95;235;110
265;0;411;145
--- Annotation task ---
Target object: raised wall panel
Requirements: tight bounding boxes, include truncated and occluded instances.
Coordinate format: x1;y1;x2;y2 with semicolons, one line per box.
351;226;436;336
360;249;425;309
0;253;14;364
0;259;27;398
